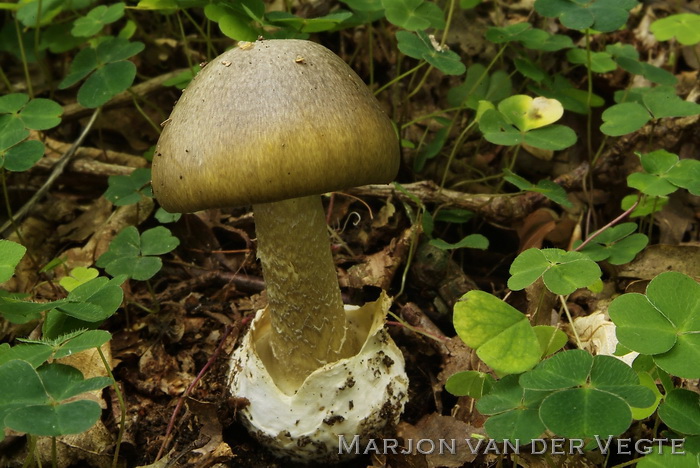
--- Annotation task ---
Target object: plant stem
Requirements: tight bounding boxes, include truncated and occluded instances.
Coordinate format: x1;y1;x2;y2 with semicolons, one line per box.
254;196;350;394
584;29;594;161
374;62;427;96
97;346;125;468
13;15;33;98
574;198;639;251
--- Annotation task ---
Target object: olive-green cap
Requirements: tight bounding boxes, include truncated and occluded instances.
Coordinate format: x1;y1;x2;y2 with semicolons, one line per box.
152;39;399;213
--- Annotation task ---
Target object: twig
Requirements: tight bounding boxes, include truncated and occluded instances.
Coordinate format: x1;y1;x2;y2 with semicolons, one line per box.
1;108;101;236
156;325;236;462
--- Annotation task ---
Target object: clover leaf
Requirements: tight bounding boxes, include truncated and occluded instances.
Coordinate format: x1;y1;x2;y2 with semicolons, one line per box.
601;86;700;137
0;93;62;171
478;95;577;150
204;1;262;41
476;374;548;443
453;290;542;374
534;0;638;33
508;248;602;295
96;226;179;281
0;360;112;437
529;74;605;114
520;350;655;438
445;370;494;398
606;43;676;86
575;222;648;265
266;11;354;33
650;13;700;46
658;389;700;436
19;329;112;361
104;168;153;206
566;48;617;73
609;271;700;379
59;37;145;108
627;150;700;197
382;0;445;31
447;64;511;109
0;240;26;284
59;267;99;292
71;3;125;37
396;30;466;75
429;234;489;251
503;170;572;207
487;21;574;53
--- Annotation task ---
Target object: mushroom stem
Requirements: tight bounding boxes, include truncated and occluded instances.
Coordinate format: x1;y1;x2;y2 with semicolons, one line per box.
253;195;349;391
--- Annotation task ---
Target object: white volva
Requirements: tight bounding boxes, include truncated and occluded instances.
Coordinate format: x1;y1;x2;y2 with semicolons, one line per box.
229;293;408;463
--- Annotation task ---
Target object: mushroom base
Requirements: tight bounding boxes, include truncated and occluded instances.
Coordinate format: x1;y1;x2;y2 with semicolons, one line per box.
228;293;409;463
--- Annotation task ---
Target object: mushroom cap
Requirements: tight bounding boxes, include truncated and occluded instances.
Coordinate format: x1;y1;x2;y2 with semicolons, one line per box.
152;39;399;213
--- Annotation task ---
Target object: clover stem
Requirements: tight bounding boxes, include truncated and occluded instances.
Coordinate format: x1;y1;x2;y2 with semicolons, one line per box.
253;196;349;392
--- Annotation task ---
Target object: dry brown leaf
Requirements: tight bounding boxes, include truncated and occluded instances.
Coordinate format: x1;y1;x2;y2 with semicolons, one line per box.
396;413;483;467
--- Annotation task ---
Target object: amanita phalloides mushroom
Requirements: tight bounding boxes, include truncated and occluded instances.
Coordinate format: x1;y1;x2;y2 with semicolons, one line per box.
151;39;408;462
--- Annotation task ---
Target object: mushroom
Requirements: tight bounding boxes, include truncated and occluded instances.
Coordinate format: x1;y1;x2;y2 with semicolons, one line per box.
151;39;408;462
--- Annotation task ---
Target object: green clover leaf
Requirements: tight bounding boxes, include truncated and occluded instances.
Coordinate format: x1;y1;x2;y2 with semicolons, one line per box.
520;350;655;438
59;37;145;108
396;30;466;75
71;3;126;38
575;222;648;265
0;361;112;437
453;290;542;374
0;240;26;284
534;0;638;33
601;87;700;137
503;170;573;208
609;272;700;379
628;150;700;196
96;226;179;281
447;64;512;109
650;13;700;46
382;0;445;31
104;168;153;206
509;248;602;295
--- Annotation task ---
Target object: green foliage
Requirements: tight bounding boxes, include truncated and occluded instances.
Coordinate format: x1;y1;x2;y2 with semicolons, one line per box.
478;96;577;150
453;290;541;374
534;0;638;32
628;150;700;197
601;87;700;136
445;370;494;398
0;360;111;438
574;222;648;264
658;389;700;436
503;170;572;208
382;0;444;31
72;3;126;37
59;267;100;292
609;272;700;379
508;248;602;295
204;1;262;41
476;374;547;443
396;30;466;75
606;43;677;85
486;22;573;51
447;64;511;109
650;13;700;46
0;93;62;171
104;168;154;206
0;276;124;326
96;226;179;281
59;37;145;108
520;350;655;438
0;240;26;283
